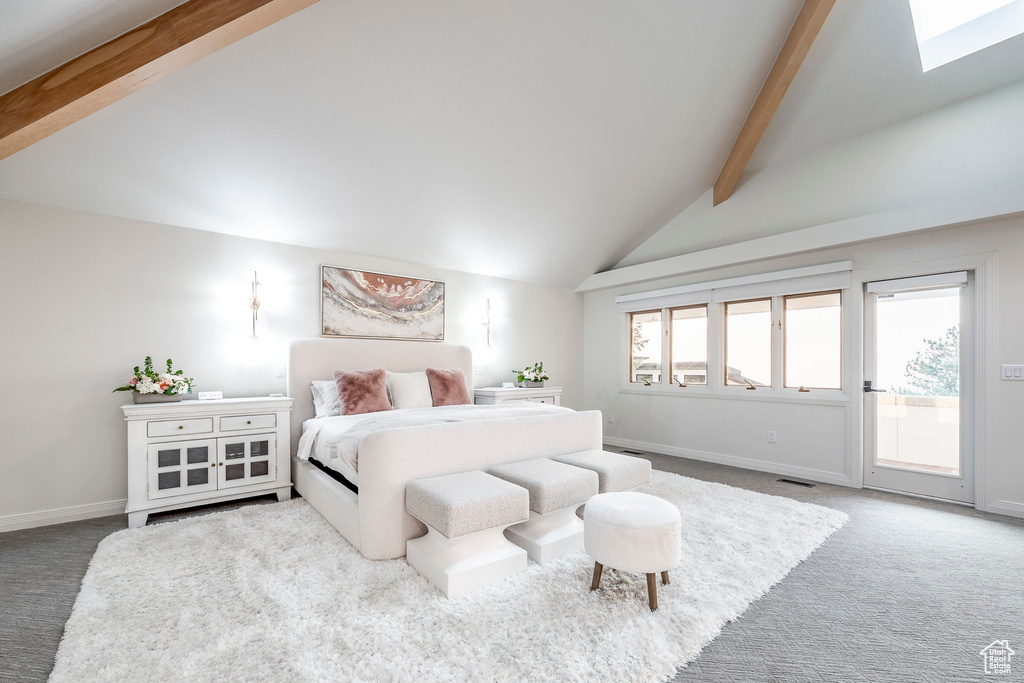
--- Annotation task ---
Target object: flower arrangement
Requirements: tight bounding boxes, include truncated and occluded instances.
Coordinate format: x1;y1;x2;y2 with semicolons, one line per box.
113;357;194;396
514;362;549;385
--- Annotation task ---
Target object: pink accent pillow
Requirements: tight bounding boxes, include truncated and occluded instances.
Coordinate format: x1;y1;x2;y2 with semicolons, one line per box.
426;368;472;407
333;369;393;415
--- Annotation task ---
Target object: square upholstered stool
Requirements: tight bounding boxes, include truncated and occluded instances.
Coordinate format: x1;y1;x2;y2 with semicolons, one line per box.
552;449;651;519
551;449;651;493
406;470;529;597
487;458;598;564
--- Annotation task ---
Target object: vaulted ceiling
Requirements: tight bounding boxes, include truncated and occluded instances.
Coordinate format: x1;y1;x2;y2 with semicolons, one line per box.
2;0;1024;288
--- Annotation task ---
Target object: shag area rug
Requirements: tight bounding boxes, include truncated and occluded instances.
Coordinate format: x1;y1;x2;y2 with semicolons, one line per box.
50;471;847;683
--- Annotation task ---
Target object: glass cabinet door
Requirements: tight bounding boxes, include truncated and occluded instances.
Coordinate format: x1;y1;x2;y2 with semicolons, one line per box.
146;439;218;500
217;434;276;489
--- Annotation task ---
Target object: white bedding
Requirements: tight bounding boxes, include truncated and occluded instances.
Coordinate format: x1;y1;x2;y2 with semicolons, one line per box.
297;403;573;480
299;416;362;485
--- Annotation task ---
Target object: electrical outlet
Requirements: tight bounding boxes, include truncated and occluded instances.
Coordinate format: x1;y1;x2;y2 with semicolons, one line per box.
767;430;777;443
275;366;286;378
473;363;483;376
198;391;223;401
1001;364;1024;380
607;413;615;423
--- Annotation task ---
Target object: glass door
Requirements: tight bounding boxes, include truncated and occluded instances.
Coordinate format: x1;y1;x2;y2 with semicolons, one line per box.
863;272;974;503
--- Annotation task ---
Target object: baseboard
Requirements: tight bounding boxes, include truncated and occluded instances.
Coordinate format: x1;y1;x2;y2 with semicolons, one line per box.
985;499;1024;519
0;499;127;533
603;436;855;487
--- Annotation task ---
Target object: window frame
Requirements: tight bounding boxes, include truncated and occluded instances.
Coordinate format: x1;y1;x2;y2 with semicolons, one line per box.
627;309;664;384
782;290;843;391
668;303;709;387
723;297;773;389
624;289;844;395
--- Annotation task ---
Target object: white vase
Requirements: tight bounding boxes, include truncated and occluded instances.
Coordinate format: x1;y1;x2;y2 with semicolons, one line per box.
523;381;544;388
132;393;185;404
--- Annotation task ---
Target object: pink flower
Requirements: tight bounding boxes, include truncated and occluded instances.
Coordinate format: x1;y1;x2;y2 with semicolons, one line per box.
129;377;138;385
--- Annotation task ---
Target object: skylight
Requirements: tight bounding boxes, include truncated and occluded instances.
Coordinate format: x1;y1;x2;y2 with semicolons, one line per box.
908;0;1024;71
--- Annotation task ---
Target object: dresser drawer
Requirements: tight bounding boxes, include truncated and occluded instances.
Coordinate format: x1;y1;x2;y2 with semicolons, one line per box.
221;414;277;432
529;396;556;405
147;418;214;438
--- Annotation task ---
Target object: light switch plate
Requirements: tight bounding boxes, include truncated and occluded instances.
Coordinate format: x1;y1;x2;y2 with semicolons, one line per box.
1001;365;1024;380
197;391;223;400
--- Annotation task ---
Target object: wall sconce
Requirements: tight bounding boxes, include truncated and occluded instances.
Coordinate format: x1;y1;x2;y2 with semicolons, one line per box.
249;271;261;340
481;299;492;347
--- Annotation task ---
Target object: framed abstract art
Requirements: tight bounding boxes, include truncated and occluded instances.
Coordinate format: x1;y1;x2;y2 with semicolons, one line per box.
320;265;445;341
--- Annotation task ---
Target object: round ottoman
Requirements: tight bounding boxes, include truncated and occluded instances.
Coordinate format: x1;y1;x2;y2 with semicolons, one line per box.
584;492;681;611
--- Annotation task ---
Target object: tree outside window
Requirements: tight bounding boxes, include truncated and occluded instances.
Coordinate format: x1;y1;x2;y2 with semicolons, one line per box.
630;311;662;383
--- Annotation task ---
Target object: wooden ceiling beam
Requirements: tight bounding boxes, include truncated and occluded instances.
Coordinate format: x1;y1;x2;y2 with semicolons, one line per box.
0;0;320;161
712;0;835;206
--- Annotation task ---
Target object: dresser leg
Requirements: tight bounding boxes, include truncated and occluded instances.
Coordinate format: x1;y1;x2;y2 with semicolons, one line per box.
128;511;148;528
275;488;291;502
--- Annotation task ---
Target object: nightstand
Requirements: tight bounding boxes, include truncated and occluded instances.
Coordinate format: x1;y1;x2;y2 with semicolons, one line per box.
122;397;293;528
474;386;563;406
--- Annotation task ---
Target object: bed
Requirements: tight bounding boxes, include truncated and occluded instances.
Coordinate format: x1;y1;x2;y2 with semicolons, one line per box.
287;337;603;560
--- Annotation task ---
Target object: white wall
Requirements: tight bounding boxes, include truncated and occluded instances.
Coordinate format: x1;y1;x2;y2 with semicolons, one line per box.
583;214;1024;518
0;199;584;529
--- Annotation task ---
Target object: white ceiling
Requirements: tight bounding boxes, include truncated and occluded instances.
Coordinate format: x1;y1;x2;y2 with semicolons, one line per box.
0;0;801;287
748;0;1024;171
1;0;1023;287
0;0;185;93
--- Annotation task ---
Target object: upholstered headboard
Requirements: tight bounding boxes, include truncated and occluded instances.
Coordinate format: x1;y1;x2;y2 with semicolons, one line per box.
286;338;474;452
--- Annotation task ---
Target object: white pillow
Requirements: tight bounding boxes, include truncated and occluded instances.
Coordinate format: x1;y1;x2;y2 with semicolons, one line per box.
312;380;342;417
386;371;433;410
311;386;326;417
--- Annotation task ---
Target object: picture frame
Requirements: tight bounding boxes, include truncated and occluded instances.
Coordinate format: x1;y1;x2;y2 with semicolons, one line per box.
320;265;445;341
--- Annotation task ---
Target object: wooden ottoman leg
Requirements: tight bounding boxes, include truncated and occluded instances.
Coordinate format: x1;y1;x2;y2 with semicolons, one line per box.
661;571;670;585
591;562;603;591
646;573;658;611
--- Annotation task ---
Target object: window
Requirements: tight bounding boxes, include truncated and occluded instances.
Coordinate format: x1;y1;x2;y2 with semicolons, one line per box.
908;0;1024;71
670;305;707;385
629;310;662;383
725;299;771;387
620;263;850;393
784;291;842;390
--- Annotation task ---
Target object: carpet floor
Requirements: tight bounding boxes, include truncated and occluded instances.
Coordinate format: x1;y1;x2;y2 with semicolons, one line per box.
45;471;845;683
3;453;1022;682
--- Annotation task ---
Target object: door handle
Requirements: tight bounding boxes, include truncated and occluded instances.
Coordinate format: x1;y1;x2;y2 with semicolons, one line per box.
863;381;886;393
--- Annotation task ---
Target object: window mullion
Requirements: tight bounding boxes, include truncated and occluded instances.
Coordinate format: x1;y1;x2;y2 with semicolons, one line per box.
709;303;723;390
661;308;670;386
773;295;784;390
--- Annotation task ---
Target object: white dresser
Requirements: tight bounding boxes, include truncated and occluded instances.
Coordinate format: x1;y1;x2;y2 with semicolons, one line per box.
122;397;293;528
474;386;563;406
